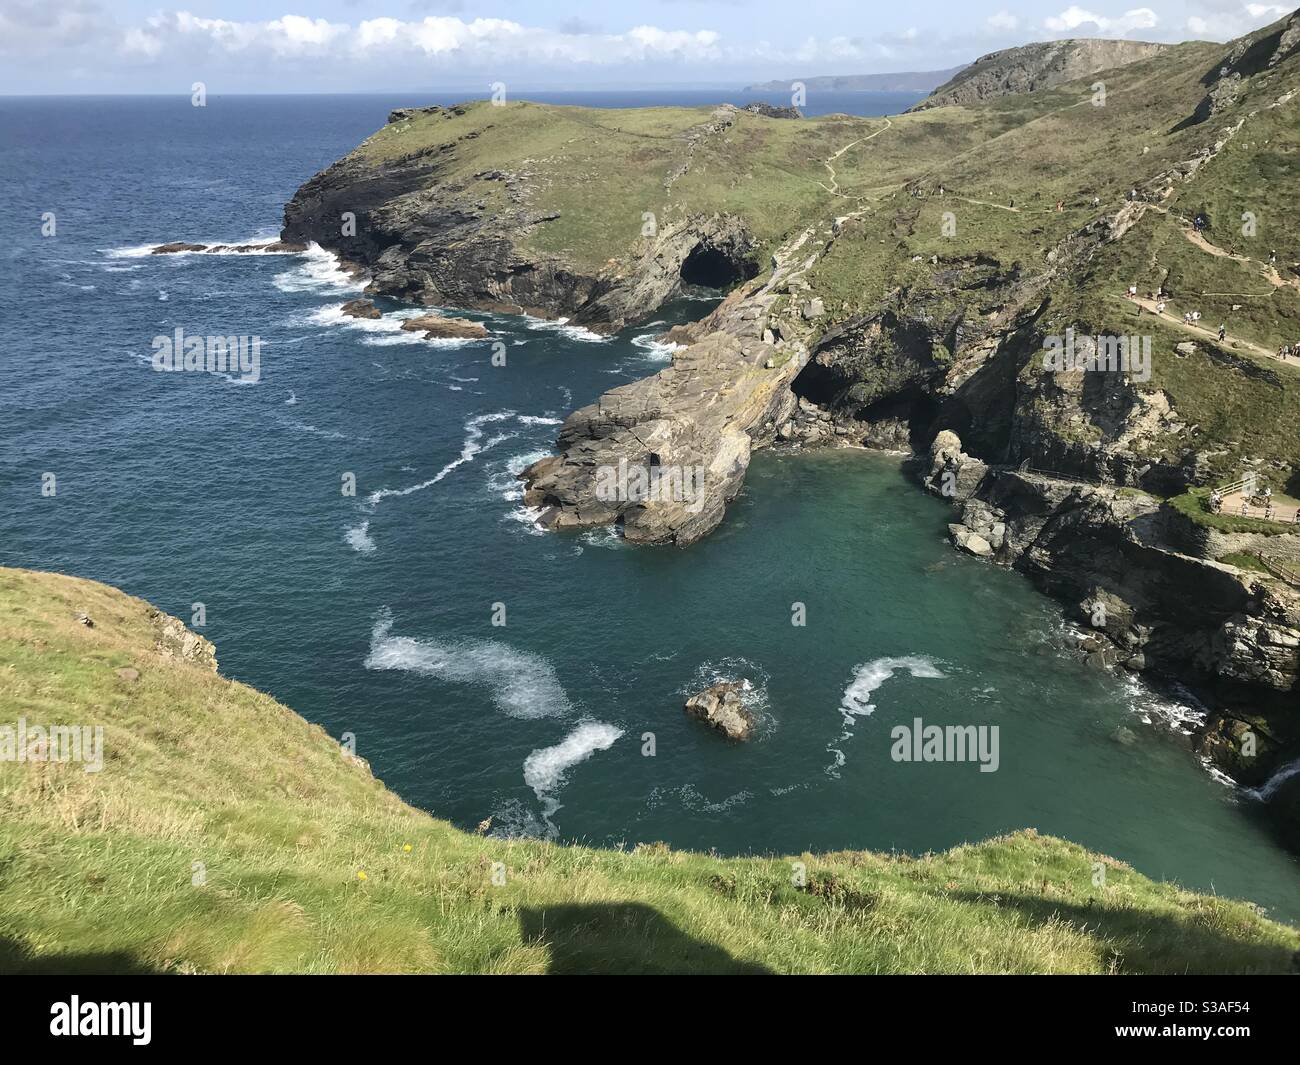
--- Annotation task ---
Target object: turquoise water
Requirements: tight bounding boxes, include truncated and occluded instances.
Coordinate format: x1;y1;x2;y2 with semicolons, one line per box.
3;96;1298;924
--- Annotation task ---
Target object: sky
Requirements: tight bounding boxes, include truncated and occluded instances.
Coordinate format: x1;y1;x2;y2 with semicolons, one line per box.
0;0;1293;94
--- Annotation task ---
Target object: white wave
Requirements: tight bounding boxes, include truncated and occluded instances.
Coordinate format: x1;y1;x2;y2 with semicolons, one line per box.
522;314;609;343
488;449;551;502
285;390;297;405
577;525;625;549
828;655;946;776
364;612;572;719
517;415;561;426
344;521;376;554
366;411;516;507
104;236;286;259
1246;756;1300;802
523;720;623;828
1122;676;1206;736
272;243;364;295
632;331;679;362
158;290;168;301
506;504;548;535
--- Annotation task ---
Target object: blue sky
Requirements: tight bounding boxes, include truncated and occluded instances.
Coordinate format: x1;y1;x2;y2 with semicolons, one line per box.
0;1;1292;93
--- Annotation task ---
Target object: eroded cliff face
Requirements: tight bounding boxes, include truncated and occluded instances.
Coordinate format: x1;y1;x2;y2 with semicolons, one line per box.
910;39;1170;111
280;104;760;334
920;431;1300;792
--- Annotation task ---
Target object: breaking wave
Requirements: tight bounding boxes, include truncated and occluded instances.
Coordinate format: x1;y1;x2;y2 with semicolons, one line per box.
364;612;571;720
827;655;946;776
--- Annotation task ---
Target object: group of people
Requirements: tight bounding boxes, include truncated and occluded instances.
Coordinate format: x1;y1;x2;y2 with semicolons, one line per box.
1124;284;1232;339
1209;485;1300;522
1277;343;1300;361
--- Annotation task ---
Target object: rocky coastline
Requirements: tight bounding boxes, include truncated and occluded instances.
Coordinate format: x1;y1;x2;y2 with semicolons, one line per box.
265;12;1300;841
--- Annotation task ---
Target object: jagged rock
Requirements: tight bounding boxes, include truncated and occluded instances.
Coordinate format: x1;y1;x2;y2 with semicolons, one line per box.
150;610;218;672
400;313;489;339
684;681;756;740
388;106;443;124
75;612;93;628
741;102;803;119
925;430;989;502
341;298;382;320
151;242;207;254
802;298;825;319
949;523;993;557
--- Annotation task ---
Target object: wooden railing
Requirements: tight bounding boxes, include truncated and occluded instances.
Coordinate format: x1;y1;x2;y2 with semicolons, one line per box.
1259;555;1300;588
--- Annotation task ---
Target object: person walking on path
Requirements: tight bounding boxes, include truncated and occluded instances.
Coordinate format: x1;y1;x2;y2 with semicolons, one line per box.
1218;324;1227;342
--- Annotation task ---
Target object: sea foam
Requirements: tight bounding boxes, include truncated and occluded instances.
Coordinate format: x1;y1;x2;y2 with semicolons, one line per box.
364;613;571;719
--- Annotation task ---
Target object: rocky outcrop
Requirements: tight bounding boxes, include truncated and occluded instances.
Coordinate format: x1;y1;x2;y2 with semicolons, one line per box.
279;104;760;334
684;681;756;740
520;330;802;544
923;430;1300;786
740;102;803;119
150;609;218;672
400;313;489;339
151;240;307;255
341;298;381;319
911;39;1169;110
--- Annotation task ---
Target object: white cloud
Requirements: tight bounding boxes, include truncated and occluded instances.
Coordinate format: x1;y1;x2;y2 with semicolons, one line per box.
987;11;1020;32
1044;6;1159;35
1185;1;1290;39
116;13;727;67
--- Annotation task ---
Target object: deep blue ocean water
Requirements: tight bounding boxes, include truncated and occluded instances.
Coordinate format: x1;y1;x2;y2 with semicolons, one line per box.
3;94;1298;923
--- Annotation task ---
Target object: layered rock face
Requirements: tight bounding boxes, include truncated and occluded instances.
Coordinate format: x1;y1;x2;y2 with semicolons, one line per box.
921;432;1300;784
280;104;760;334
911;39;1170;110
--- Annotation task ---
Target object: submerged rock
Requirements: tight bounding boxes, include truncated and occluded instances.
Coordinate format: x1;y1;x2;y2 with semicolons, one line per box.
684;681;756;741
399;313;489;339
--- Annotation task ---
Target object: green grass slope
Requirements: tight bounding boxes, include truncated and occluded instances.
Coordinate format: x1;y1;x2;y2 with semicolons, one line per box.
1;567;1296;974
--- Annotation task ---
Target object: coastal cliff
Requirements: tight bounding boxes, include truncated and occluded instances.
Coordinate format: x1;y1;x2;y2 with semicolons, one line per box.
277;12;1300;812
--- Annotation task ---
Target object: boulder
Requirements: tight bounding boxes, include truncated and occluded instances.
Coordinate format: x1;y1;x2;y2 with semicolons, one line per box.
400;313;489;339
341;298;382;320
948;523;993;557
684;681;756;741
151;242;207;255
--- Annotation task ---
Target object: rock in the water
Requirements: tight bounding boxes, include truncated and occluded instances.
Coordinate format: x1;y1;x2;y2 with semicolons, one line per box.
948;523;992;557
684;681;756;740
341;298;382;320
400;313;489;339
151;242;207;255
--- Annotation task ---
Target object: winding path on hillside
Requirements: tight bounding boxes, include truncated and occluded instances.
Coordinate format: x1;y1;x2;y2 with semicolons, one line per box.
819;118;891;196
1115;293;1289;365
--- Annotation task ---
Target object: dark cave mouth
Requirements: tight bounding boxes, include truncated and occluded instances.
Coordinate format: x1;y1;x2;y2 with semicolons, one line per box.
679;243;757;290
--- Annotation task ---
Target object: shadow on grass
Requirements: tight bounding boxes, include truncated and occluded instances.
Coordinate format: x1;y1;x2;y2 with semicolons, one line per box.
0;937;163;975
519;903;771;975
948;892;1300;974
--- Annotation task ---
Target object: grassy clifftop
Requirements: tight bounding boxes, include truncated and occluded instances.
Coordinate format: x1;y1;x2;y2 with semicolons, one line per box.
0;567;1296;974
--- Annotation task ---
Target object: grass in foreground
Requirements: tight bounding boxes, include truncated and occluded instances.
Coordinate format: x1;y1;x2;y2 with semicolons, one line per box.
1;567;1297;974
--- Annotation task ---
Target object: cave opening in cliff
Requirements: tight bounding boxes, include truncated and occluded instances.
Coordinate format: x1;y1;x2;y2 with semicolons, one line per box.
680;243;755;289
